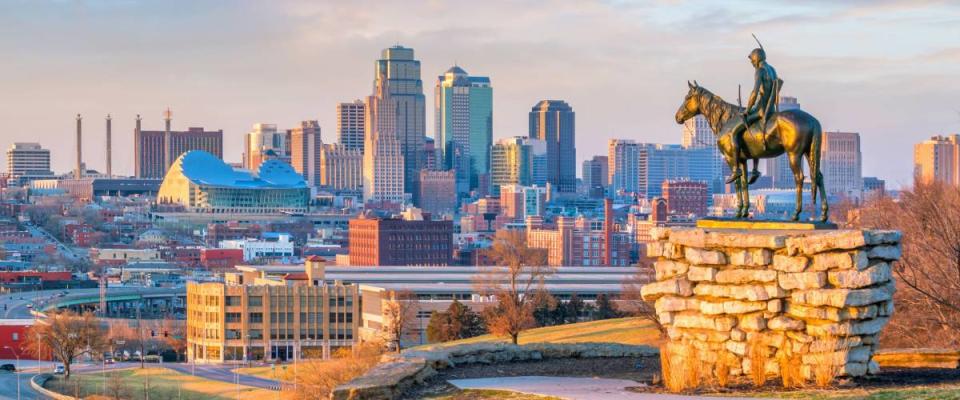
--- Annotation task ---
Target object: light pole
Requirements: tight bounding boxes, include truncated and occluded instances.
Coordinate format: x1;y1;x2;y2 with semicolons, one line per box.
3;346;21;400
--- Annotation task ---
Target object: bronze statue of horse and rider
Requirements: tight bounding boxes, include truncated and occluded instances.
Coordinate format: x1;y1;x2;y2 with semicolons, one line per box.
673;42;829;222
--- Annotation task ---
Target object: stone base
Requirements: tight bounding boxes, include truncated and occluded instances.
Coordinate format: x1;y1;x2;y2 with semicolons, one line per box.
643;226;901;379
696;217;838;230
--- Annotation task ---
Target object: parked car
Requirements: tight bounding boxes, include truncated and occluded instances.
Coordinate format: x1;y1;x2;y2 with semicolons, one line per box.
0;364;15;372
53;365;65;374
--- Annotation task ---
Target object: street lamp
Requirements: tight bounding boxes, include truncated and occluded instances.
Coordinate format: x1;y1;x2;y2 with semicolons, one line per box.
3;346;21;400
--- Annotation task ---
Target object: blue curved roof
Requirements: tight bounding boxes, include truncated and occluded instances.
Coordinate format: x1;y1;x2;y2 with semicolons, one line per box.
175;151;306;189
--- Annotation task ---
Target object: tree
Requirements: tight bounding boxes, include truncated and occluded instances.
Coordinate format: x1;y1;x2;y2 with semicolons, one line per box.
23;310;108;378
476;230;552;344
857;181;960;347
621;263;665;338
532;295;558;327
382;290;419;353
426;300;486;343
565;294;586;324
160;316;186;362
593;293;622;320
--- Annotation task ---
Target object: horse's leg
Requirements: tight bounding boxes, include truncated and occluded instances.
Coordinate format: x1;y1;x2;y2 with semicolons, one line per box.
788;152;804;221
739;159;750;218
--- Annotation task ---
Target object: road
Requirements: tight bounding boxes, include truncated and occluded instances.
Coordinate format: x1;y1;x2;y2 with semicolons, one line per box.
165;363;282;390
23;223;86;263
0;287;184;319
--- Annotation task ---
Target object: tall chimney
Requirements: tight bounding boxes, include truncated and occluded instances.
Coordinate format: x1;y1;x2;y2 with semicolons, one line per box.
105;114;112;178
75;114;83;180
134;114;142;178
603;197;613;266
163;108;172;170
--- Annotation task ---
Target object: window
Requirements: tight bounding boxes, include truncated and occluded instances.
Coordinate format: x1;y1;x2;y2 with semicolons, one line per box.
225;313;241;323
249;312;263;323
248;296;263;306
225;296;242;306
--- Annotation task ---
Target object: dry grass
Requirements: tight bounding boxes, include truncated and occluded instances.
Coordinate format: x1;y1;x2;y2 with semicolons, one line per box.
417;317;662;349
778;346;806;389
813;335;848;388
658;343;705;393
288;342;384;400
715;351;734;388
747;334;769;388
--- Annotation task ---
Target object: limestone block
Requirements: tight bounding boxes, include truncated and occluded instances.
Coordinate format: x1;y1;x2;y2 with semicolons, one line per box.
655;296;697;312
699;301;726;315
768;316;805;331
658;312;674;325
739;313;766;331
694;283;774;302
785;331;814;344
668;229;706;247
878;300;895;317
868;360;880;375
673;313;737;331
787;303;878;322
807;335;863;353
654;260;689;281
864;230;902;245
716;269;777;284
767;299;783;313
742;358;780;376
790;282;894;308
867;245;901;261
805;317;890;336
684;247;726;265
801;346;872;365
723;300;768;314
647;242;683;259
731;328;746;341
765;284;787;299
669;229;788;249
680;328;731;343
641;277;693;301
778;271;826;290
667;327;682;340
772;255;809;273
729;248;773;266
812;251;869;271
650;227;671;241
828;262;891;289
786;230;871;255
688;265;718;281
726;340;747;356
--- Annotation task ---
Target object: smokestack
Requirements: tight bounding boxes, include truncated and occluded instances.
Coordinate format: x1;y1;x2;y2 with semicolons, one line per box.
603;197;613;266
75;114;83;180
163;107;172;170
105;114;112;178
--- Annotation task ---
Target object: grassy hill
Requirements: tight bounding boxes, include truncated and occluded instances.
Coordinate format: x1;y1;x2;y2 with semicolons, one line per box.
416;317;662;349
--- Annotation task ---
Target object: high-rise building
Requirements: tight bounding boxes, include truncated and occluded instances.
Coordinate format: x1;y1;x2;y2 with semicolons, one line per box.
681;115;724;193
490;137;535;197
6;143;52;178
244;123;288;172
764;96;802;189
821;131;863;199
418;170;457;216
348;216;453;266
135;114;223;178
423;137;437;171
363;45;426;203
862;176;886;197
662;180;709;217
289;120;323;187
500;184;547;222
434;66;493;196
526;216;632;267
581;155;609;193
608;140;641;197
529;100;576;193
319;144;363;191
638;144;717;199
337;100;366;152
914;134;960;186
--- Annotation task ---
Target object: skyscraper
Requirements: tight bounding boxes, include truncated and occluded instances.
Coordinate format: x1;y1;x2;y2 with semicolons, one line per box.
363;45;425;204
6;143;52;182
434;66;493;196
608;140;641;197
529;100;576;193
319;143;363;191
337;100;366;152
490;137;534;197
244;123;287;172
914;134;960;186
289;120;322;187
581;155;609;192
821;131;863;199
681;115;724;193
135;114;223;178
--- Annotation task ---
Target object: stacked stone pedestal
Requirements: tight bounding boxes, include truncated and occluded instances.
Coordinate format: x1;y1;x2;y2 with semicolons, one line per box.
641;227;901;379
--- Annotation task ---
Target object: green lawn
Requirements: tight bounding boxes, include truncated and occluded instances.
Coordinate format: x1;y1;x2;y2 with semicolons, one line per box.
760;385;960;399
426;389;562;399
46;367;283;400
415;317;662;348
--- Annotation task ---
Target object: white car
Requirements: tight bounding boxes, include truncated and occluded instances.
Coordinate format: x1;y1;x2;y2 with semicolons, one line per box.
53;365;65;374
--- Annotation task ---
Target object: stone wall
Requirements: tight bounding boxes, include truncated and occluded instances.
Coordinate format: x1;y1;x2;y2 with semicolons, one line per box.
641;227;901;378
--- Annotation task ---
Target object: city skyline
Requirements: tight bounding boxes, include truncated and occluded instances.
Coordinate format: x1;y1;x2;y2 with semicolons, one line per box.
2;2;959;188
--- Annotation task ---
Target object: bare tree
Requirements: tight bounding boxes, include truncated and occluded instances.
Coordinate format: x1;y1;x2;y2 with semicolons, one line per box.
382;290;419;353
621;262;665;338
858;180;960;347
160;316;187;361
24;310;108;378
476;230;551;345
106;371;127;400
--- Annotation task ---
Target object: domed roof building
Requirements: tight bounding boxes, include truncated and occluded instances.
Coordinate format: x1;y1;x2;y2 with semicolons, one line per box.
157;151;310;214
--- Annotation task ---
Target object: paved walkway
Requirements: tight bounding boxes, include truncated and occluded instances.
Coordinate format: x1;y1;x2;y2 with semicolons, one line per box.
449;376;760;400
164;363;282;390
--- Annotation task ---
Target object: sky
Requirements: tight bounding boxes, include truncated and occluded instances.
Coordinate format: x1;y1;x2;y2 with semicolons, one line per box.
1;0;958;189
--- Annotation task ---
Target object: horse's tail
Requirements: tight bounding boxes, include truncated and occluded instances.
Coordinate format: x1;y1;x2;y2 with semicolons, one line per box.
809;119;823;206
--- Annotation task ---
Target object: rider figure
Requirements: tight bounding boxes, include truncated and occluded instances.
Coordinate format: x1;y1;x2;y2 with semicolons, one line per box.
728;46;780;184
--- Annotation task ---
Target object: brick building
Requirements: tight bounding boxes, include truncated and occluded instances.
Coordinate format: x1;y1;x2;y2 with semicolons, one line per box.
348;216;453;266
525;216;633;267
662;180;709;217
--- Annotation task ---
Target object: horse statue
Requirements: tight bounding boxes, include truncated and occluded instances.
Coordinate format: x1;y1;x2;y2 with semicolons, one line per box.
674;81;829;222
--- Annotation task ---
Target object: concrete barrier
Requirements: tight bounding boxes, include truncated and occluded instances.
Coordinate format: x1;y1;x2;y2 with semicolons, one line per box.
30;373;79;400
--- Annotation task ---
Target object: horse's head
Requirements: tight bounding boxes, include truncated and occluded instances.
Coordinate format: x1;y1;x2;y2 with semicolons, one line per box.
675;80;702;124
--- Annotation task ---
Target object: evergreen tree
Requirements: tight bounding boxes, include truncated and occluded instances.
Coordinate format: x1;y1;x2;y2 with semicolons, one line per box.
565;294;585;324
593;293;621;320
